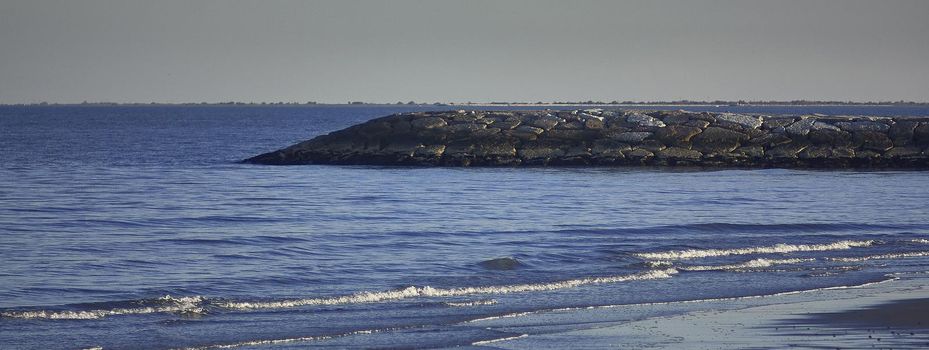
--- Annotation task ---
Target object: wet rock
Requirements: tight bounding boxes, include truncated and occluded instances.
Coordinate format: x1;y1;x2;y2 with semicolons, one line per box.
655;125;703;146
559;121;585;129
391;118;413;133
889;121;918;146
447;123;486;133
472;140;518;158
799;146;853;159
584;117;604;129
912;123;929;146
507;125;544;140
627;114;666;128
449;113;483;123
591;140;631;158
518;142;565;160
836;121;891;133
811;121;841;131
854;150;881;159
786;118;816;136
380;140;423;157
564;145;592;158
716;113;763;129
657;147;703;160
414;145;446;158
749;133;792;147
734;145;765;158
547;129;598;141
532;115;563;130
471;128;501;137
661;114;693;125
493;120;521;130
853;131;894;152
763;117;797;130
808;128;852;146
626;148;654;159
610;131;653;143
444;141;475;157
639;140;667;153
691;127;749;153
884;147;923;158
684;119;711;129
411;116;448;129
767;142;810;159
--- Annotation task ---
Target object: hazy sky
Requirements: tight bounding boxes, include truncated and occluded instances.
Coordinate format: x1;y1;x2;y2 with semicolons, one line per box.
1;0;927;103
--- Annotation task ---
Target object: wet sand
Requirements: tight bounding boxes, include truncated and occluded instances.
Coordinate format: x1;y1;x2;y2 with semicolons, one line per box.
470;273;929;349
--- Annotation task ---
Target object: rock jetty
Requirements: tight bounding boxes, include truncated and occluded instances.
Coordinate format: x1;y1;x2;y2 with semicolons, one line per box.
246;109;929;168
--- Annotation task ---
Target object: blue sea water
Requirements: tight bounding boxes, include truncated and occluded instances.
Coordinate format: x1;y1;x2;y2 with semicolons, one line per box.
1;105;929;349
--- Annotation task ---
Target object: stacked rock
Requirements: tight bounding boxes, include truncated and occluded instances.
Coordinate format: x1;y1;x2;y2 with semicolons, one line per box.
246;109;929;168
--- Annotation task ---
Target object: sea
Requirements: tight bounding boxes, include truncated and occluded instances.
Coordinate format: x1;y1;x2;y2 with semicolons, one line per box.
1;104;929;349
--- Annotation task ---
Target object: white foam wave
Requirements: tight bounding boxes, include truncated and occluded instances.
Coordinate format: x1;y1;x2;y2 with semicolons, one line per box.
472;334;528;345
218;269;678;310
643;261;674;268
0;295;205;320
467;277;898;325
912;239;929;244
175;329;382;350
635;240;874;260
444;299;498;307
828;251;929;262
679;258;814;271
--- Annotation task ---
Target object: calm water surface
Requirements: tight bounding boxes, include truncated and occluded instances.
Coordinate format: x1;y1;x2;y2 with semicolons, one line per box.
1;105;929;349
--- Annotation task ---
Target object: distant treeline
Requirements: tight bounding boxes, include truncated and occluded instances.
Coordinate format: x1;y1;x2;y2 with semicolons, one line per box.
4;100;929;106
532;100;929;106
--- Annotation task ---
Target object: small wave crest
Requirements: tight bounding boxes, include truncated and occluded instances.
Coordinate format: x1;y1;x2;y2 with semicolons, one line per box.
642;261;675;269
0;295;205;320
828;251;929;262
635;240;874;260
175;329;384;350
912;239;929;244
444;299;498;307
679;258;814;271
472;334;528;345
217;269;678;310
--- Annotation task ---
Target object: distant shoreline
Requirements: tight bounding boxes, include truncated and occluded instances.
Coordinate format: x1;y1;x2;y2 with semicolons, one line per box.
3;102;929;107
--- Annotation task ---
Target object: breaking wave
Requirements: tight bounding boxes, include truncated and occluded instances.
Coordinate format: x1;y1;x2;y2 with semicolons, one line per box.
174;329;385;350
635;240;875;260
472;334;528;345
444;299;498;307
0;295;205;320
828;251;929;262
679;258;814;271
217;269;678;310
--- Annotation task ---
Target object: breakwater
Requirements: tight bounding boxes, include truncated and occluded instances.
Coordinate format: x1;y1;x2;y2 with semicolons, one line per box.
246;109;929;168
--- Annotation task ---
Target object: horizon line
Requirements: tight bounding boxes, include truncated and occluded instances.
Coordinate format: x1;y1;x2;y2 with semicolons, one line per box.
4;100;929;107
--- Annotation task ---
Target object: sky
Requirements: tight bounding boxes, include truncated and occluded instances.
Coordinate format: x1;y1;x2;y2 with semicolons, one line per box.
1;0;927;104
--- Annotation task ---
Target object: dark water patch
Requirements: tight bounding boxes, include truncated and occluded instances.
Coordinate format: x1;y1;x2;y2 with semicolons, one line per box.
786;298;929;330
478;257;526;271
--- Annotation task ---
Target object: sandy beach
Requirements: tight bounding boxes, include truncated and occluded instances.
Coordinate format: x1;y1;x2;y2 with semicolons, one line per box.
469;273;929;349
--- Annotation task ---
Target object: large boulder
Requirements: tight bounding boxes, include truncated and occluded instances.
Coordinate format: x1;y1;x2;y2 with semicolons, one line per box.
654;125;703;146
691;127;749;153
